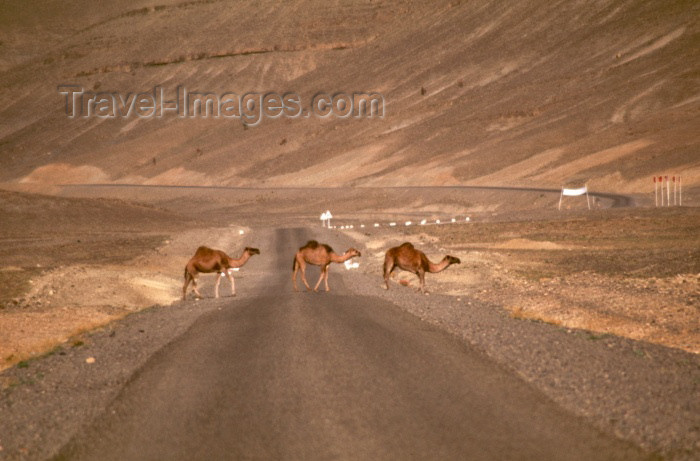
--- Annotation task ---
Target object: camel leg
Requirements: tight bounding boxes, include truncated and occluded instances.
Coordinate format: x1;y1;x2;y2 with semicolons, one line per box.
226;270;236;296
320;265;330;292
292;257;301;292
383;262;395;290
383;269;391;290
299;262;312;291
191;275;202;298
417;270;428;295
313;267;325;292
215;272;223;298
183;273;191;300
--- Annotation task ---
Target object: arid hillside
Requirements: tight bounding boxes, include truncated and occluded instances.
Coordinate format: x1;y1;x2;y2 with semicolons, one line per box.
0;0;698;193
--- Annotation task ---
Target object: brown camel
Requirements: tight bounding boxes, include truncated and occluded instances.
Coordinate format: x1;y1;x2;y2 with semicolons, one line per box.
183;246;260;299
383;242;460;294
292;240;361;292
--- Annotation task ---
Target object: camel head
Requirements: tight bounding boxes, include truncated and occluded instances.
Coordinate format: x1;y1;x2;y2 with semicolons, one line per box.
244;247;261;255
445;255;460;265
347;248;362;258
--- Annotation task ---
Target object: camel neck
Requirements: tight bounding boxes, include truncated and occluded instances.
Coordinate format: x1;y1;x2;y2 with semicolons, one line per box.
229;251;251;267
330;251;353;263
427;258;451;273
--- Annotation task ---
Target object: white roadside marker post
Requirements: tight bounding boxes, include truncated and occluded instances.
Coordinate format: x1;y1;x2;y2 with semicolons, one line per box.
673;176;677;206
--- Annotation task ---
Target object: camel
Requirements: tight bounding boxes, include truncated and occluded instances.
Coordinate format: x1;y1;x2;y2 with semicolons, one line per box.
183;246;260;299
383;242;460;294
292;240;361;292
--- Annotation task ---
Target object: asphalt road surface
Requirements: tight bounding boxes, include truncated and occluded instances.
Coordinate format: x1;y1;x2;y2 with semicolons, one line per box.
55;229;645;460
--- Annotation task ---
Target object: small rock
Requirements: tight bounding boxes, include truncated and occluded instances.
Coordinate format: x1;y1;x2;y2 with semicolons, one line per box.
85;357;96;364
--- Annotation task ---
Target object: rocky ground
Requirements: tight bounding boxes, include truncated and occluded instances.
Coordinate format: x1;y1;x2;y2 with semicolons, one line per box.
344;206;700;354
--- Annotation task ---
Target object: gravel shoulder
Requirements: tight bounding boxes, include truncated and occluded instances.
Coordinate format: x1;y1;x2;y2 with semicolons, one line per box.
343;268;700;459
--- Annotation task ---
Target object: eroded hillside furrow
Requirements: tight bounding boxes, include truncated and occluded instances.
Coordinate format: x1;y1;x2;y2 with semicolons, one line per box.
0;0;697;197
73;40;376;78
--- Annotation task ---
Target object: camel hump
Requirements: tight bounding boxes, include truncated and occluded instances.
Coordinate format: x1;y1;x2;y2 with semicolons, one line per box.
194;246;214;255
302;240;319;249
399;242;415;250
322;243;334;253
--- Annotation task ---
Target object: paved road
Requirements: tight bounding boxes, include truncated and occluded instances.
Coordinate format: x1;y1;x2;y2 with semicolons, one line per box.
56;229;645;460
61;183;636;208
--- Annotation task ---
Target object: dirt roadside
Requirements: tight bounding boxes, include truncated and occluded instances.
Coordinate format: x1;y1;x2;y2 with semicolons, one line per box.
0;189;250;371
342;206;700;355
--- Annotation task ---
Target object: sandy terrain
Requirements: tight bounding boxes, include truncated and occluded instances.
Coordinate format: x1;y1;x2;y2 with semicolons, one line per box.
0;187;698;460
0;1;698;193
1;187;697;372
0;189;249;370
0;1;698;457
1;1;697;366
343;207;700;354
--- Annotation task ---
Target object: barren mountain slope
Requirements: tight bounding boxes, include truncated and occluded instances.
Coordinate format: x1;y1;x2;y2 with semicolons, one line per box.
0;0;698;192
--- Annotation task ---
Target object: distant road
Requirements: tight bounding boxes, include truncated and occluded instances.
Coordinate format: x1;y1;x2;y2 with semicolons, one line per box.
57;228;645;460
60;183;636;208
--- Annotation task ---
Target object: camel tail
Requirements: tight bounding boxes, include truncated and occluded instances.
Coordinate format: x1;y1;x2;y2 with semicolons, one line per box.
292;255;298;271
